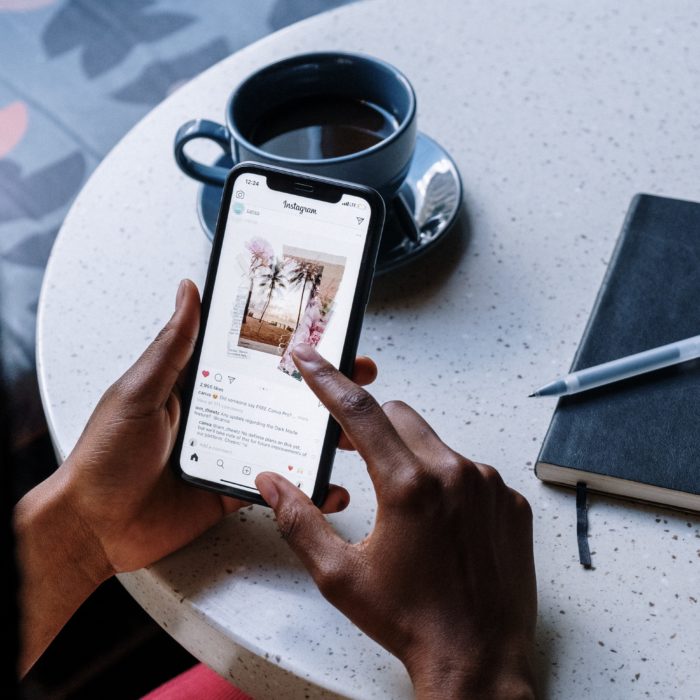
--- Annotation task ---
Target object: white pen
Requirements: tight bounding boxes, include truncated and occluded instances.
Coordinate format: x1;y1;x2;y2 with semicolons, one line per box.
529;333;700;397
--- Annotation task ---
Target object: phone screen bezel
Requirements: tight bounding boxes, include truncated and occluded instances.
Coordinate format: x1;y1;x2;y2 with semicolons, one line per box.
173;161;385;507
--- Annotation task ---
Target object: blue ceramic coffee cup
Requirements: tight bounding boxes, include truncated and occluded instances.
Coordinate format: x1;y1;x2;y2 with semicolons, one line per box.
173;52;417;199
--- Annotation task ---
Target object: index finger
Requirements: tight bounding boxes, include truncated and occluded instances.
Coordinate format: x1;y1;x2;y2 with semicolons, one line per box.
292;344;415;492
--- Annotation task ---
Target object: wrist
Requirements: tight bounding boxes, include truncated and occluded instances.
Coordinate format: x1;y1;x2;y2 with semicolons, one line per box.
406;640;537;700
14;467;113;674
17;466;113;589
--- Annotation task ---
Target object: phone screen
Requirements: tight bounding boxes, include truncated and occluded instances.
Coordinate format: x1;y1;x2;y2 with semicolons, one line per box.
179;170;373;499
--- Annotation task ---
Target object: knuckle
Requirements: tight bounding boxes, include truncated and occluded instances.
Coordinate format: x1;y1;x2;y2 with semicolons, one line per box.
477;463;506;488
338;386;377;417
313;361;341;384
105;372;139;405
511;489;533;520
85;380;122;429
276;502;305;542
443;452;474;473
155;321;195;353
100;378;122;403
438;454;479;494
153;323;172;346
444;456;477;488
391;466;443;505
315;570;340;599
481;464;502;483
381;399;409;416
314;553;351;599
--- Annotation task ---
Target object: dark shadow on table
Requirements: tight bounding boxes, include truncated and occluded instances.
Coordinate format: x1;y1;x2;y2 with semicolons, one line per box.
368;202;471;310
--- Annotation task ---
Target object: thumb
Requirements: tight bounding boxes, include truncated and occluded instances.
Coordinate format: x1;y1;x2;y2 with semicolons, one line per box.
118;279;200;409
256;472;350;594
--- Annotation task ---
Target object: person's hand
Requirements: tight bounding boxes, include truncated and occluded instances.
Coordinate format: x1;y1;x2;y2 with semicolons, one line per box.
16;280;377;674
255;345;537;700
53;280;377;579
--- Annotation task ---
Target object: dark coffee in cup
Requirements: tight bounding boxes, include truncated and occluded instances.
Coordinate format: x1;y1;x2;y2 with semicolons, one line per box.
174;52;417;198
249;96;399;160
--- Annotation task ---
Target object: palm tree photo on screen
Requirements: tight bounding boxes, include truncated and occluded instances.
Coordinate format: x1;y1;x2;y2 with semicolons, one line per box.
235;238;345;371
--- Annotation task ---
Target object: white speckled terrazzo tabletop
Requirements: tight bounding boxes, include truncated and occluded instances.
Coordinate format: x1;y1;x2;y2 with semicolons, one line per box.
37;0;700;697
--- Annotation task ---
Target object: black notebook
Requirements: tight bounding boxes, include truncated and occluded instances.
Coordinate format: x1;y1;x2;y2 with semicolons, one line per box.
535;194;700;512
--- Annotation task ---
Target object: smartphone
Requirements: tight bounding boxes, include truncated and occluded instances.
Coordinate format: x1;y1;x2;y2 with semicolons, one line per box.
174;162;385;506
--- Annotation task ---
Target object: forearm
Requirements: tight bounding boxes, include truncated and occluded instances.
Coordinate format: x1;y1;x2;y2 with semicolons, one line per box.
13;468;111;676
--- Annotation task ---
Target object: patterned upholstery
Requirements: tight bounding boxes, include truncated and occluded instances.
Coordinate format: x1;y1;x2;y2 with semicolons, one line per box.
0;0;352;453
2;3;352;696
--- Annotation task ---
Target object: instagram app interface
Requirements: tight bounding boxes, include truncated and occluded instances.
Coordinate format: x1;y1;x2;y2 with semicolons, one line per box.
180;172;371;497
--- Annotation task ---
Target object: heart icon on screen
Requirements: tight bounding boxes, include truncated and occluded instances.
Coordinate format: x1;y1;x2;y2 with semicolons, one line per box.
287;465;293;471
202;370;209;377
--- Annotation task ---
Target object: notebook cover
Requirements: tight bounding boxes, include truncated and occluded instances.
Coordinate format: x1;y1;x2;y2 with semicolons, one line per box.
536;194;700;497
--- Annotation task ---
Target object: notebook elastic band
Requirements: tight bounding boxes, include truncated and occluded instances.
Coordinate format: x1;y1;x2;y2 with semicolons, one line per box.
576;482;592;568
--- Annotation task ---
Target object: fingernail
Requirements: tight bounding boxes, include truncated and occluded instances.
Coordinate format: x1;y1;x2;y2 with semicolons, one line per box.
256;474;279;508
175;279;187;309
292;343;319;363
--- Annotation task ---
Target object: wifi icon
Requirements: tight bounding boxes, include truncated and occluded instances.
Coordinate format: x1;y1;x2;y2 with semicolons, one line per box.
356;217;365;225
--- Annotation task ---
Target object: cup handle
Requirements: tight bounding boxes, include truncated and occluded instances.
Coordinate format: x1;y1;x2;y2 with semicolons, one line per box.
174;119;233;186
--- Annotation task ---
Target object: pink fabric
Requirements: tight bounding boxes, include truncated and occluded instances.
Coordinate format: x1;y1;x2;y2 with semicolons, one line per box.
141;663;253;700
0;101;28;157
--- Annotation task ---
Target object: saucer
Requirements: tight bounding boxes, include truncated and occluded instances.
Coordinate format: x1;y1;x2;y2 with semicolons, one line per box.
196;132;462;276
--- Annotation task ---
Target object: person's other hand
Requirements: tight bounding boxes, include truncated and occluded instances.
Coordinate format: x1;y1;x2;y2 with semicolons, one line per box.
256;345;537;700
55;280;377;579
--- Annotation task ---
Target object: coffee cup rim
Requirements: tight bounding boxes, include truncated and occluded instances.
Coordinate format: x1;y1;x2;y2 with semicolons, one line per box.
225;51;416;166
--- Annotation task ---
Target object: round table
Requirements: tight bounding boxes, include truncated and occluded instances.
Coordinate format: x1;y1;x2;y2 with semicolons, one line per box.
37;1;700;697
